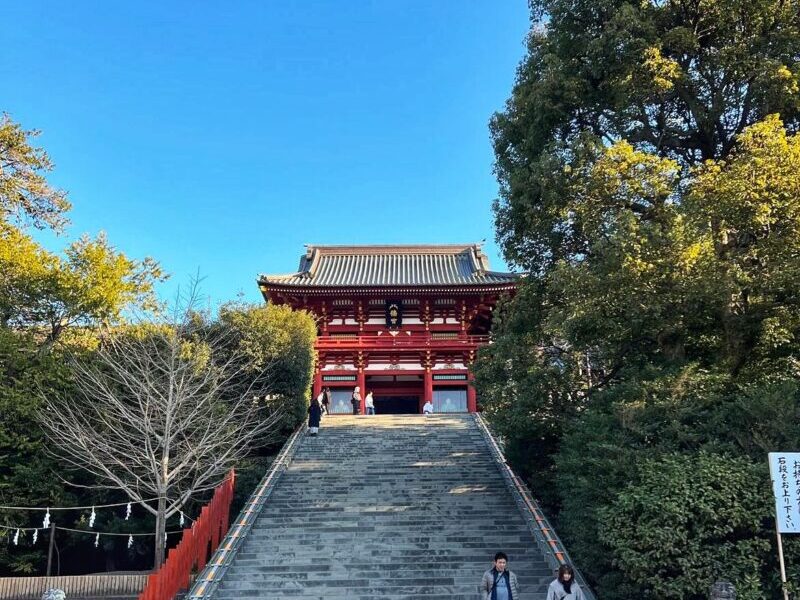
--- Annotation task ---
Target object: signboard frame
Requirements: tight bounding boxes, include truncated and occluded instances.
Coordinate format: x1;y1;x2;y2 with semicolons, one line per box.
768;451;800;600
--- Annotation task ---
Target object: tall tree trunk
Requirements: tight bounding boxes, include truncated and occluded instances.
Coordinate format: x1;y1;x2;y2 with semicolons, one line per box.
153;495;166;568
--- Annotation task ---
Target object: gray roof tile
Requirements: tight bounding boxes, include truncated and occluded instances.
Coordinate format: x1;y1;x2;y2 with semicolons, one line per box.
259;244;519;288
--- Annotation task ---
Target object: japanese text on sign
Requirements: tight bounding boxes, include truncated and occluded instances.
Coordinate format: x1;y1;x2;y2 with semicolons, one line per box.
769;452;800;534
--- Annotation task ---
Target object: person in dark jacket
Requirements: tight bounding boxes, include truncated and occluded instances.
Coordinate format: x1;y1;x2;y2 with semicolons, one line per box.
308;397;322;435
479;552;519;600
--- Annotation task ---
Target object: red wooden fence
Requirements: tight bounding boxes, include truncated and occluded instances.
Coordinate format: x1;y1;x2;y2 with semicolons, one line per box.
138;471;235;600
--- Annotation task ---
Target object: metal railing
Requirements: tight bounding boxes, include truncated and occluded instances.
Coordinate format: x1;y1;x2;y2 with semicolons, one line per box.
473;413;597;600
184;423;306;599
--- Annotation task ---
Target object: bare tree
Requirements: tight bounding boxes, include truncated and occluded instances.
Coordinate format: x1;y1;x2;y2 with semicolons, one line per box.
38;296;286;567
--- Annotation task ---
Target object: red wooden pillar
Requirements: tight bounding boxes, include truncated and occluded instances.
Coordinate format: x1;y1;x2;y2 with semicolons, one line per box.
357;369;366;414
313;369;322;400
424;368;433;407
467;372;477;413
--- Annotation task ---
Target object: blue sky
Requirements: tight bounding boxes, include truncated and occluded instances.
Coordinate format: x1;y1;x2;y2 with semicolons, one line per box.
2;2;530;305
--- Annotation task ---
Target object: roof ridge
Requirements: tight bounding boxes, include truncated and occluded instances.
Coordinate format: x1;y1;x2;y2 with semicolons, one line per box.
305;244;481;255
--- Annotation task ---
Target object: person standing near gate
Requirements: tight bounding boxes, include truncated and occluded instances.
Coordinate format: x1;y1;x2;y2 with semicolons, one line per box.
365;391;375;415
351;386;362;415
308;394;322;436
322;387;331;415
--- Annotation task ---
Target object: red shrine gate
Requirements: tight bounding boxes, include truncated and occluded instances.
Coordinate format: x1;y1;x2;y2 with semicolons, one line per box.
258;244;519;414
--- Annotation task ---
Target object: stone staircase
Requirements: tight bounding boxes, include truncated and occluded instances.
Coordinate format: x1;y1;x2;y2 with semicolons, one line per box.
214;415;555;599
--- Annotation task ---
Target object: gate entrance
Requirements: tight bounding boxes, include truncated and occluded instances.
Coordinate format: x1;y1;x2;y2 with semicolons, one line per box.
374;395;419;415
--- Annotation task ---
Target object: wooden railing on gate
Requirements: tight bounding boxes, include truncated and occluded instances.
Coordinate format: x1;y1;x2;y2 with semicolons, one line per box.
138;471;235;600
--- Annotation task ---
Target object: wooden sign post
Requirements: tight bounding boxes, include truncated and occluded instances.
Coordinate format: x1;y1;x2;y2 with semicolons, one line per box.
768;452;800;600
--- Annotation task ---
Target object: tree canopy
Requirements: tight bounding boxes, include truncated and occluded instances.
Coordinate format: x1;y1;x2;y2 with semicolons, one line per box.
0;114;70;231
0;224;164;348
480;1;800;597
491;0;800;272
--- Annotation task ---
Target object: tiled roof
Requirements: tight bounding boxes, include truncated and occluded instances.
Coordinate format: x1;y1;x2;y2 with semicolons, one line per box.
258;244;520;288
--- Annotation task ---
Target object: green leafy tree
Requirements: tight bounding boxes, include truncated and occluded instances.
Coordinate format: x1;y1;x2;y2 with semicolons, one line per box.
0;329;77;573
491;0;800;272
0;114;71;231
0;223;165;349
554;368;730;596
214;303;317;517
687;115;800;375
472;284;583;508
217;302;317;429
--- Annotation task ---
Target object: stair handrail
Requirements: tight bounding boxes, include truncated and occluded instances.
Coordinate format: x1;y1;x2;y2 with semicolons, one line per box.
184;422;307;599
474;413;597;600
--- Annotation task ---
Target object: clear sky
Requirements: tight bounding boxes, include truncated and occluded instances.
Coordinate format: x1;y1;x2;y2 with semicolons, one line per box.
2;2;530;306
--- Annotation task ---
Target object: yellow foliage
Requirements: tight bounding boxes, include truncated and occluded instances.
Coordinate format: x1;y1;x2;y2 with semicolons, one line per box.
642;47;683;92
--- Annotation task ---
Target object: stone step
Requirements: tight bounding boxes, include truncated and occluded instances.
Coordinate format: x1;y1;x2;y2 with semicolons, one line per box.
213;586;550;599
236;547;542;558
246;523;530;532
214;585;547;600
232;558;544;568
238;553;541;562
217;582;551;592
223;571;551;583
244;537;535;546
253;512;524;519
237;547;540;558
220;573;550;585
225;565;552;576
244;519;530;539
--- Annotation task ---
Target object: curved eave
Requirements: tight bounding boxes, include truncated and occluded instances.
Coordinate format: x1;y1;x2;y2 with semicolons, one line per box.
256;281;521;299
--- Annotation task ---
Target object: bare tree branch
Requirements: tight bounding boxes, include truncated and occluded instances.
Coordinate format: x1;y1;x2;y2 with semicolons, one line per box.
38;286;287;566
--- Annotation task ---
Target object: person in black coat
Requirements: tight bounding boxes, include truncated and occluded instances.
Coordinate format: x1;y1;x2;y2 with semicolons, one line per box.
308;397;322;436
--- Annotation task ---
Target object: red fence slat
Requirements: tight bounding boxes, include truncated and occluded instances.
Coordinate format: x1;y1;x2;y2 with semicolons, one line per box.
137;471;235;600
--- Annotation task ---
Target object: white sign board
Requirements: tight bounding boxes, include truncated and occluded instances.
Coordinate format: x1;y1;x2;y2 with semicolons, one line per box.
769;452;800;533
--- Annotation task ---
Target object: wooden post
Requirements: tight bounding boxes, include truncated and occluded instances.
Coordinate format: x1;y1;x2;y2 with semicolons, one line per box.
46;521;56;576
467;373;477;413
776;522;789;600
424;369;433;406
313;369;322;400
357;369;366;415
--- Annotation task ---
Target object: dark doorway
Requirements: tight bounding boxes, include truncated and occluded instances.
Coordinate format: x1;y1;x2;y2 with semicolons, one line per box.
374;395;419;414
